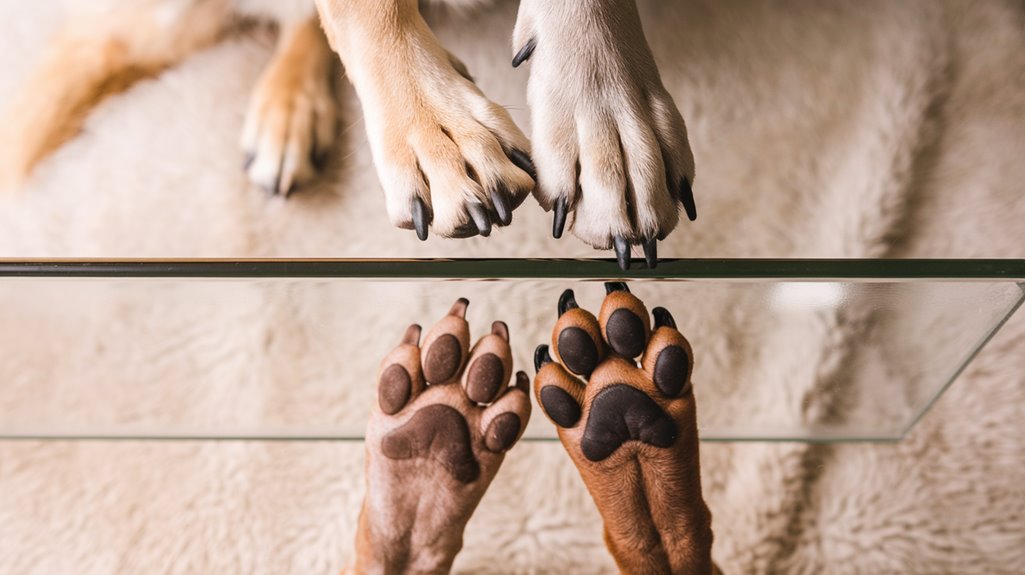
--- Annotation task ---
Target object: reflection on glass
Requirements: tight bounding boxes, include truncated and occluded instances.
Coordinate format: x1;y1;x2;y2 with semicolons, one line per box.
1;273;1020;442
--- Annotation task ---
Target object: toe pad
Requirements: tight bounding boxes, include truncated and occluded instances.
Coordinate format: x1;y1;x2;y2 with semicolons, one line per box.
539;385;582;428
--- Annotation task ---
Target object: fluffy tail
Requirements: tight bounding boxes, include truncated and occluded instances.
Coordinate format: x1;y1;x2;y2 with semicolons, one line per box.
0;1;234;190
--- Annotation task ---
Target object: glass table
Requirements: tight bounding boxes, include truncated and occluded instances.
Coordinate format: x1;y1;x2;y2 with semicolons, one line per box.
1;258;1022;443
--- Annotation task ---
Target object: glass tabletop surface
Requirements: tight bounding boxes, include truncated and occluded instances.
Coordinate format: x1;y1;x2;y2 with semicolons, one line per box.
1;258;1022;442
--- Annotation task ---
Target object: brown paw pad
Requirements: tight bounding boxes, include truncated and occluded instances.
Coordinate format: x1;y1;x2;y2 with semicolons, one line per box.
378;364;413;415
653;345;692;398
381;404;480;483
604;309;647;358
580;384;677;462
484;412;522;452
557;327;600;376
466;353;505;403
424;334;463;384
539;385;582;428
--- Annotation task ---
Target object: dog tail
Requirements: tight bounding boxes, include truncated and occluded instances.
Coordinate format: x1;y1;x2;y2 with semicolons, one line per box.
0;3;233;190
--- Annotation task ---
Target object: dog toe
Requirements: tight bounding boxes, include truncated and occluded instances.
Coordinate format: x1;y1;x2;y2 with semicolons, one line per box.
599;283;652;360
550;289;605;378
462;321;513;404
420;298;472;385
479;371;531;453
377;324;425;415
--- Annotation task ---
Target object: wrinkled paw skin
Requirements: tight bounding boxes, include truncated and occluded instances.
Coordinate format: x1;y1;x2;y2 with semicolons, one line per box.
241;18;338;197
352;298;531;574
512;0;697;269
534;283;717;575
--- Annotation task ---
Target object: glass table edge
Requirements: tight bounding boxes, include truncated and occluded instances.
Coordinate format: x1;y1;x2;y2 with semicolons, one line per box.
0;433;904;443
1;258;1025;280
899;283;1025;438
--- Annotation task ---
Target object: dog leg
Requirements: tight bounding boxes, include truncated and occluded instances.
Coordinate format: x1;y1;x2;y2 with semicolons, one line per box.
0;0;233;191
241;15;337;196
315;0;535;240
512;1;697;269
534;284;719;574
349;299;531;573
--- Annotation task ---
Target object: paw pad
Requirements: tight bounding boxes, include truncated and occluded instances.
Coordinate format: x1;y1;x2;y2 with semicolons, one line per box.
374;299;531;483
535;284;695;462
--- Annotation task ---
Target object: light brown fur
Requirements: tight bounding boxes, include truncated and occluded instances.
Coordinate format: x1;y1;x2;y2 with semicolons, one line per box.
0;1;233;190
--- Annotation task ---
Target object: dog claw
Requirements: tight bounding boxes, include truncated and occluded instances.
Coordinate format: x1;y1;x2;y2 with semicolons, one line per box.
468;202;492;237
613;236;631;271
553;197;568;239
514;370;530;394
412;197;430;241
652;306;677;330
242;152;255;171
681;177;697;221
507;148;536;181
512;37;537;68
449;297;469;318
491;320;509;341
401;323;423;346
491;189;512;226
605;282;630;294
534;344;554;372
642;239;658;269
558;289;579;317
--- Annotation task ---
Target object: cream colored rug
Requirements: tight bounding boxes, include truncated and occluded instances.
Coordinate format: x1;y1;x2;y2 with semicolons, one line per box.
2;1;1025;573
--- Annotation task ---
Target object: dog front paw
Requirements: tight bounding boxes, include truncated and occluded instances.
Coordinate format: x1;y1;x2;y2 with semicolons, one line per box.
241;18;338;197
363;50;535;240
513;0;696;269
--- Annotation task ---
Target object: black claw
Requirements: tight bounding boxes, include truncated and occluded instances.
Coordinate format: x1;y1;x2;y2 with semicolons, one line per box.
468;202;492;237
653;306;677;330
534;344;554;373
680;177;697;221
642;239;658;269
242;152;255;171
412;197;429;241
491;189;512;226
553;197;568;239
613;236;631;271
507;149;536;181
558;289;579;317
512;37;537;68
604;282;630;294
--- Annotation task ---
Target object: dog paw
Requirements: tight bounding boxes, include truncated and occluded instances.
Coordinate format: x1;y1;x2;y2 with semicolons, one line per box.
241;20;337;197
513;1;696;269
533;283;714;573
372;299;531;466
357;50;535;240
356;298;531;572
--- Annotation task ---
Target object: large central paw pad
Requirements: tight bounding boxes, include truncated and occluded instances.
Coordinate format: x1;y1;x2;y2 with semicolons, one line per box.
534;283;694;462
374;299;531;484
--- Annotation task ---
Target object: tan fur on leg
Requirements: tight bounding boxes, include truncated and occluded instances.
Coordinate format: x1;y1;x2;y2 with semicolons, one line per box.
241;15;337;196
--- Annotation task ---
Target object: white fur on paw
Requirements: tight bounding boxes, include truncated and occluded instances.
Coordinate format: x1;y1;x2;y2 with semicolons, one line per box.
514;0;696;250
241;55;337;197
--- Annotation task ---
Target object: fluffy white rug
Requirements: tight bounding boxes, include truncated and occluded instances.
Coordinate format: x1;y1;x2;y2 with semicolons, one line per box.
2;0;1025;573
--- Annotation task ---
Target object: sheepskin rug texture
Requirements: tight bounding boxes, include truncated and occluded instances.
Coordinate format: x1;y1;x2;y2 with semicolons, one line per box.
2;1;1025;573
